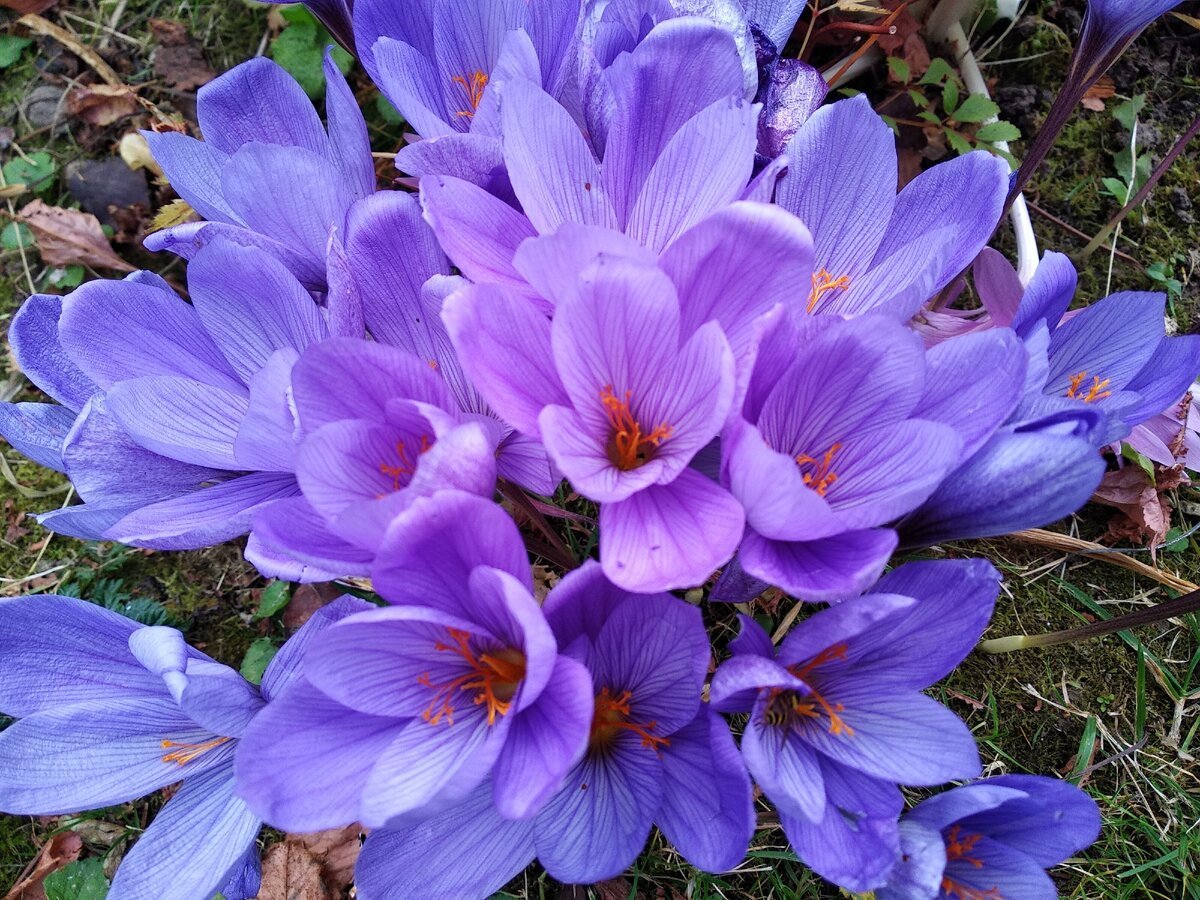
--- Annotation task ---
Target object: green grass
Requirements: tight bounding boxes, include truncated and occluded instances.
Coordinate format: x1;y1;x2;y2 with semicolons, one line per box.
1;0;1199;897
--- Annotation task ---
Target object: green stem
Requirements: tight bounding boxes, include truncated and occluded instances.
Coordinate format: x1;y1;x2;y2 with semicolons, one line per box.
979;588;1200;654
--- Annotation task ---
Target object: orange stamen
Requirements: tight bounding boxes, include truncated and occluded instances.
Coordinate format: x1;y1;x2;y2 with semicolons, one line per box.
452;70;489;118
795;443;842;496
379;434;433;491
762;643;854;736
160;735;232;766
599;385;672;471
1065;371;1112;403
417;628;526;727
589;686;670;754
940;825;1002;899
807;267;851;313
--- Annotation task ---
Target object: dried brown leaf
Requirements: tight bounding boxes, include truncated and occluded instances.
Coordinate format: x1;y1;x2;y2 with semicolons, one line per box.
149;19;216;91
0;0;56;13
3;830;82;900
18;199;134;271
291;825;364;890
258;840;330;900
1082;75;1115;112
64;84;138;127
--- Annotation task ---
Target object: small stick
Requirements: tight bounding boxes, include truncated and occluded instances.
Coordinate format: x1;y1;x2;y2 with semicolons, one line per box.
1006;528;1198;594
18;13;126;88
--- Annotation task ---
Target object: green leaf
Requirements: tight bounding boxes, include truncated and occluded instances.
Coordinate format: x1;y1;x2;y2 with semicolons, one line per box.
975;120;1021;143
0;35;32;69
1101;176;1129;204
1;221;34;250
44;858;109;900
376;93;404;125
255;581;292;619
945;129;975;155
1120;443;1156;481
942;77;959;115
1162;527;1189;554
918;57;955;86
1113;94;1146;132
270;8;353;99
887;56;910;84
950;94;1000;124
917;110;942;125
46;265;85;289
906;88;929;109
3;151;57;194
240;638;278;685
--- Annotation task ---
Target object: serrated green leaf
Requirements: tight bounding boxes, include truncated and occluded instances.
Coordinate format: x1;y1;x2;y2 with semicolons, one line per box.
945;129;975;155
917;110;942;124
950;94;1000;124
907;88;929;108
255;581;292;619
241;638;278;685
1;221;34;250
918;57;955;86
887;56;910;83
44;858;109;900
975;120;1021;143
942;78;960;115
3;151;57;194
0;35;32;69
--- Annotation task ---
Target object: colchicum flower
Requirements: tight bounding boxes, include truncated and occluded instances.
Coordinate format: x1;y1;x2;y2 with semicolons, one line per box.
0;593;368;900
237;492;594;830
775;95;1008;320
0;239;342;556
351;559;752;898
710;559;999;893
878;775;1101;900
445;256;744;591
143;56;374;289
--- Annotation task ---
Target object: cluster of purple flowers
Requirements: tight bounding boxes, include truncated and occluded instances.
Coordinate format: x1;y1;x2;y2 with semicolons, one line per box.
1;0;1193;897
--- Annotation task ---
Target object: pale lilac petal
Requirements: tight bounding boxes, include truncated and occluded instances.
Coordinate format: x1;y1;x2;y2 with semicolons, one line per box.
260;595;374;701
656;708;754;872
109;760;261;900
742;713;827;822
513;224;655;309
371;38;455;137
600;469;744;592
234;348;300;472
143;132;238;223
9;293;96;409
322;51;375;198
540;403;660;503
1011;251;1077;337
739;528;898;603
973;248;1022;325
249;497;375;576
492;654;594;820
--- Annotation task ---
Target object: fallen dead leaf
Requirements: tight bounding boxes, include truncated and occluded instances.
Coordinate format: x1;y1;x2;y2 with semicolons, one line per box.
17;199;134;271
258;839;330;900
1093;464;1187;550
64;83;138;127
291;824;364;891
149;19;216;91
1082;75;1116;112
118;131;164;177
282;582;344;630
0;0;56;13
3;830;83;900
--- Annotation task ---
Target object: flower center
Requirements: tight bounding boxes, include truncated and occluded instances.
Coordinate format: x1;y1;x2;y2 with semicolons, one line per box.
599;385;672;471
807;267;851;313
379;434;433;491
762;643;854;736
160;735;232;766
940;825;1001;899
795;443;842;496
1065;371;1112;403
452;70;489;118
417;627;526;727
589;686;670;755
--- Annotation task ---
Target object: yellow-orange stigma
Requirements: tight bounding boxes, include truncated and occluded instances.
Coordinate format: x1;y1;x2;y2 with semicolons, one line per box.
599;385;672;471
452;70;489;118
807;267;851;313
379;434;433;491
763;643;854;736
589;686;670;754
1065;371;1112;403
160;735;232;766
939;825;1002;900
795;443;842;496
417;628;526;727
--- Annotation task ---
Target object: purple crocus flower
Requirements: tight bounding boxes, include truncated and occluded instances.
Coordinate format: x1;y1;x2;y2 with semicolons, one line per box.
0;239;340;555
0;593;368;900
420;17;762;276
878;775;1101;900
775;95;1008;320
445;256;744;592
710;559;999;893
248;336;498;577
326;190;558;493
719;314;1021;601
237;491;594;830
143;55;373;289
352;559;753;897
